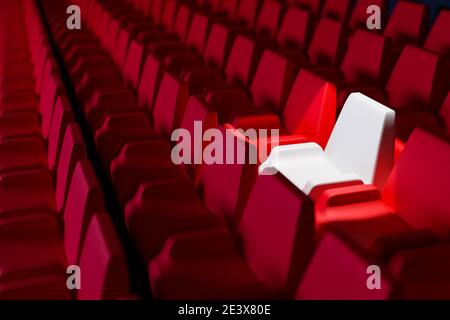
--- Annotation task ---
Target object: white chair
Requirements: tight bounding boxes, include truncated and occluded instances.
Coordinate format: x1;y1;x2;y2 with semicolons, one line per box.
259;93;395;194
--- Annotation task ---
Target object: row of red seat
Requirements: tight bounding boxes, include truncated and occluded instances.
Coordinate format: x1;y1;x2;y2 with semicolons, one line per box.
122;0;450;148
299;127;450;299
0;0;131;300
40;0;335;298
35;0;450;299
129;0;450;59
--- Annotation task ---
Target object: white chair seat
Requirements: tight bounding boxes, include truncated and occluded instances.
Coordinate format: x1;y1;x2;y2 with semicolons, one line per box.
259;143;360;194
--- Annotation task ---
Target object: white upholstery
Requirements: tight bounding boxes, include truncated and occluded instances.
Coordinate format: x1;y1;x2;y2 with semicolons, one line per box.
259;93;395;194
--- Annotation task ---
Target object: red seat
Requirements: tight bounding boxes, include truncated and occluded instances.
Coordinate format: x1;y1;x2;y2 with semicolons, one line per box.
152;72;190;138
348;0;386;31
239;173;316;295
39;72;62;139
125;175;224;263
221;0;239;18
149;228;272;299
231;68;336;145
159;0;178;31
385;45;445;113
149;173;315;298
0;136;47;175
280;69;336;148
394;111;442;142
384;1;428;50
277;7;312;52
84;89;140;131
193;69;336;168
225;35;265;88
203;22;236;70
198;127;258;224
382;129;450;238
123;38;147;90
136;55;162;112
297;0;322;15
69;55;116;84
0;90;38;115
335;29;391;107
322;0;351;22
0;274;70;300
103;18;122;54
185;13;210;54
110;139;185;206
94;112;155;171
171;4;193;41
0;73;35;93
149;0;165;22
0;210;66;288
0;120;85;221
424;9;450;58
307;18;346;67
54;123;87;212
0;111;41;142
76;70;123;105
314;129;450;262
77;211;130;300
114;28;136;70
296;232;394;300
63;160;105;264
0;131;90;296
255;0;282;38
249;49;298;113
47;96;74;171
235;0;260;28
388;244;450;299
63;44;108;70
340;30;391;86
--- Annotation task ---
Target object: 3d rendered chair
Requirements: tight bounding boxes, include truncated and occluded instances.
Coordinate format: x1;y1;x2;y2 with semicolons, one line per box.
259;93;395;194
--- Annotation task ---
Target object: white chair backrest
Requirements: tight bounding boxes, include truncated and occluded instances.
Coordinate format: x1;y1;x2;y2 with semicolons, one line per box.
324;93;395;188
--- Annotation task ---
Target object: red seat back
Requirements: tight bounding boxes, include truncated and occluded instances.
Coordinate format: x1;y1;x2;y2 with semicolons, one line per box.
172;5;193;40
48;95;74;171
282;70;336;148
277;7;312;51
250;49;298;113
236;0;260;27
186;13;210;53
384;1;428;48
63;160;105;265
160;0;178;31
297;0;322;15
255;0;282;38
78;212;129;300
225;35;263;88
382;129;450;238
308;18;346;67
386;45;446;112
239;174;315;296
348;0;386;30
340;30;391;85
297;232;393;299
424;9;450;58
204;23;236;70
322;0;351;21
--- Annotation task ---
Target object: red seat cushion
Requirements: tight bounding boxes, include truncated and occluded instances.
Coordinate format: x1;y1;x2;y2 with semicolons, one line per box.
125;176;224;262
